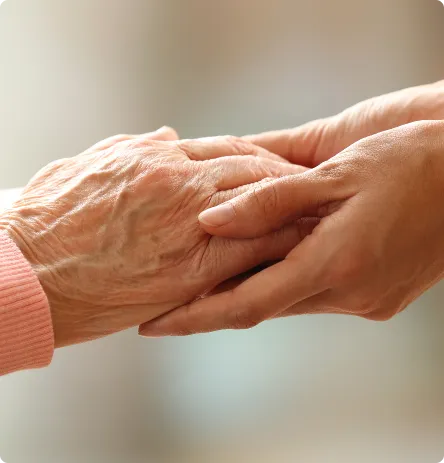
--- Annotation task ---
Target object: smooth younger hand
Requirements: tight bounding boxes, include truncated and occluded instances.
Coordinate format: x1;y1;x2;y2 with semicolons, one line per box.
139;121;444;336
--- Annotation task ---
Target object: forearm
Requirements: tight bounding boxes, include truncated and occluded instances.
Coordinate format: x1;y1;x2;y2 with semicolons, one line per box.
0;230;54;376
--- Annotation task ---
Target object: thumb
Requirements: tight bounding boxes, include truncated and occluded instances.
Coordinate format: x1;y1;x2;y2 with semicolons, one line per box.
143;125;179;142
243;117;337;167
198;168;347;238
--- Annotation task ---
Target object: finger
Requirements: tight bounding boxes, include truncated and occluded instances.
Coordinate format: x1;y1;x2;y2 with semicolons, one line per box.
141;126;179;142
198;165;353;239
139;217;339;337
204;217;319;285
213;178;279;205
209;155;308;191
243;117;337;167
82;126;179;154
204;262;276;296
141;219;316;326
177;136;292;163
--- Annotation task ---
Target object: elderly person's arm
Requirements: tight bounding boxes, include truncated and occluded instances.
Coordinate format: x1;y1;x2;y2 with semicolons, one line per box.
0;127;305;376
0;231;53;375
0;127;178;376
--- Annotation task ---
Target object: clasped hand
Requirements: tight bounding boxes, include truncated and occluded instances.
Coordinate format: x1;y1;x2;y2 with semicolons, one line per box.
140;80;444;336
3;80;444;345
0;127;305;346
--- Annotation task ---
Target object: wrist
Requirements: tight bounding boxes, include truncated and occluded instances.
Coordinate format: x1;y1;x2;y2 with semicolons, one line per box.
0;226;54;374
0;212;58;335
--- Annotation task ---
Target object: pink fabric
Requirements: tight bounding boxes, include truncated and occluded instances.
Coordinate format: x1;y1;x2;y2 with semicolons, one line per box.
0;231;54;376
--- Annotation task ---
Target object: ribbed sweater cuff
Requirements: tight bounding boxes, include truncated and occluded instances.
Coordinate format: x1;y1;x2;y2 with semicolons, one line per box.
0;231;54;376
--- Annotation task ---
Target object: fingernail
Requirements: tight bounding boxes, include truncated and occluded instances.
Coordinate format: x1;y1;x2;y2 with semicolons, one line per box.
198;203;235;227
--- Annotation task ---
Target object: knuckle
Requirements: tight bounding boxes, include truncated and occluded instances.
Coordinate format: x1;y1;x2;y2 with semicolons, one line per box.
175;140;195;159
231;310;262;330
359;308;396;322
112;134;132;143
146;162;175;184
258;176;276;186
316;159;353;190
168;305;198;336
251;182;279;219
123;138;154;150
229;296;263;330
132;158;180;195
225;136;254;155
359;291;408;321
324;289;379;318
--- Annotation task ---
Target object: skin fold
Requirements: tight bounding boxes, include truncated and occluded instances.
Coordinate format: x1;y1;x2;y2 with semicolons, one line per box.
138;82;444;337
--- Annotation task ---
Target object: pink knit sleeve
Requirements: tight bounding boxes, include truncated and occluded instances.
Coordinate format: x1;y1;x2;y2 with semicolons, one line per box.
0;231;54;376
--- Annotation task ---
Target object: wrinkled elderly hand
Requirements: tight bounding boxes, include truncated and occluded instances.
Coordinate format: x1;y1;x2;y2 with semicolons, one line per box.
0;127;306;347
242;80;444;167
139;121;444;336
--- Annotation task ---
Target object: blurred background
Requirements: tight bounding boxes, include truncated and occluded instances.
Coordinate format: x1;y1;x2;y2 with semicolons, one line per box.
1;0;444;462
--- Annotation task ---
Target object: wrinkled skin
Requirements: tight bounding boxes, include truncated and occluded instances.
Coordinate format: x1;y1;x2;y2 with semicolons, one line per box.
0;127;306;347
139;112;444;335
